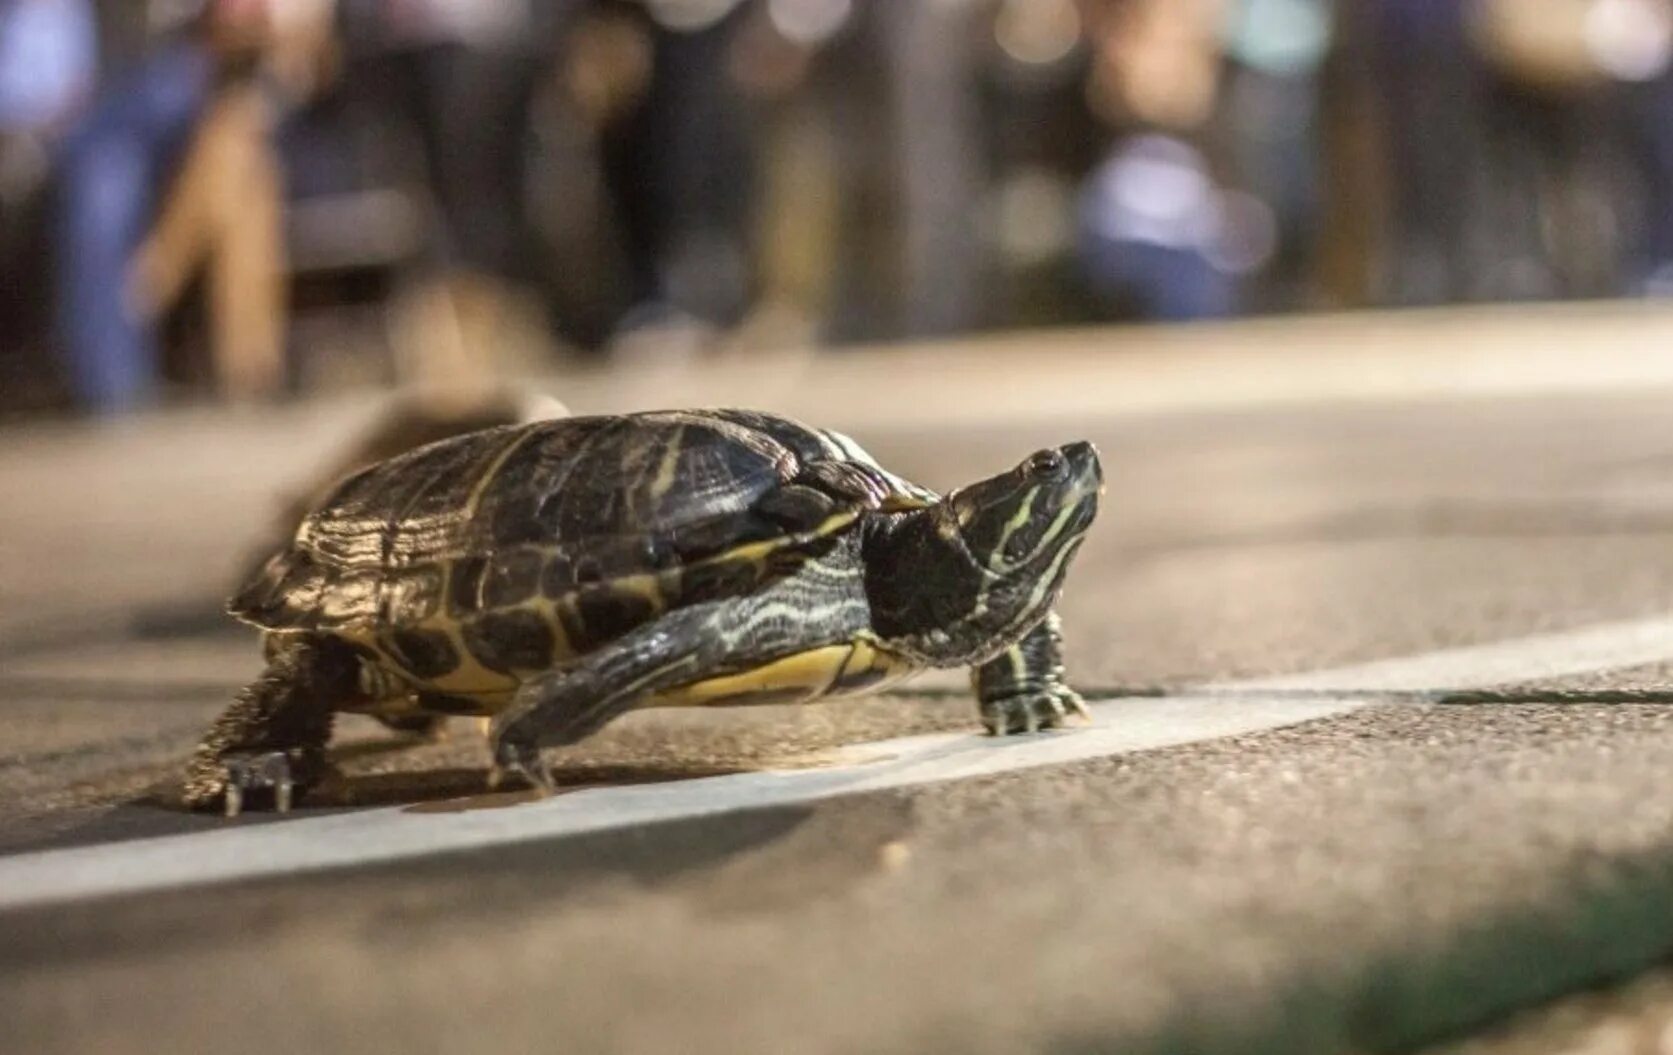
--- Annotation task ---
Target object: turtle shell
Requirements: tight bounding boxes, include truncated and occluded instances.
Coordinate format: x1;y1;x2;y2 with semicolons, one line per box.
230;410;935;693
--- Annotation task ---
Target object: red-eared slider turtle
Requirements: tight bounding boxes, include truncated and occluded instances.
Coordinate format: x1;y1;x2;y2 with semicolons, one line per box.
184;409;1103;814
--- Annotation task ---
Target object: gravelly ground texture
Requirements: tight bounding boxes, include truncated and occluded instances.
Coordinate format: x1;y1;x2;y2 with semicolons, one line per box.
9;312;1673;1053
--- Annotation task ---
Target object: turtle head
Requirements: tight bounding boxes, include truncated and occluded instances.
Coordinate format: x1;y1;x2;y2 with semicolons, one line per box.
947;442;1102;576
867;442;1102;665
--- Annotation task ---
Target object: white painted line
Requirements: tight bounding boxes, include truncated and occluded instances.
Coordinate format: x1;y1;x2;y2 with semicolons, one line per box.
1231;616;1673;693
5;615;1673;911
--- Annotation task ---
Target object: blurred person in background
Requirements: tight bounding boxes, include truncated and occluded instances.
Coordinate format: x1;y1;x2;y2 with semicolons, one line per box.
333;0;761;369
51;0;291;414
1077;133;1273;320
127;1;343;407
1076;0;1273;321
17;0;1673;427
0;0;94;238
599;0;760;352
0;0;95;409
774;0;985;342
333;0;557;395
1468;0;1673;299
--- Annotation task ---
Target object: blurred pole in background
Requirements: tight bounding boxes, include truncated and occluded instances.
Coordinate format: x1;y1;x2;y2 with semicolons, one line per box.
725;0;849;349
1363;0;1481;306
1625;57;1673;293
1310;1;1385;309
973;0;1100;330
1214;0;1331;309
885;0;984;337
1472;0;1613;300
816;0;896;343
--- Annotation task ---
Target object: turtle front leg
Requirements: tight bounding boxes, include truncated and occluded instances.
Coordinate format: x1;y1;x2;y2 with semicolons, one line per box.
971;612;1090;735
183;635;359;815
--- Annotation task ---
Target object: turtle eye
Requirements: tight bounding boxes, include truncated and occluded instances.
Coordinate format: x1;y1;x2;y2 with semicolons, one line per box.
1026;449;1066;478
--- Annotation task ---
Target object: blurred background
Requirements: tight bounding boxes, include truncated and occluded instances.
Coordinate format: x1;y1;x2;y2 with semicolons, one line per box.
0;0;1670;419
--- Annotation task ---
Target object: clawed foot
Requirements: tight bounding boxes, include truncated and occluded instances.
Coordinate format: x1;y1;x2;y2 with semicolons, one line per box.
981;687;1091;736
488;736;558;797
183;750;310;817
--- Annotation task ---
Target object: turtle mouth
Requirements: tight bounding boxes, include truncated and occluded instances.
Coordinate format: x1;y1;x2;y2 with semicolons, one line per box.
1029;489;1098;570
1061;490;1099;535
1039;461;1102;530
1056;473;1101;511
1031;445;1103;519
1060;442;1103;498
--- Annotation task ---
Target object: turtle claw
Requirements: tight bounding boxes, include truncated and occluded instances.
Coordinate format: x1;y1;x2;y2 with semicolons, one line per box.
490;738;557;798
199;750;301;817
1063;689;1092;720
980;687;1087;736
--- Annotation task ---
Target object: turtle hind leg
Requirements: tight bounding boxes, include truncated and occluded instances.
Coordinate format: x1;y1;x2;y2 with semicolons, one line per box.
972;611;1090;735
488;657;687;797
183;635;361;815
488;605;746;795
489;556;872;793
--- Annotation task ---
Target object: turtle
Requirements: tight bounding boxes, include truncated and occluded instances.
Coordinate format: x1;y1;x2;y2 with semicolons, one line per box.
183;409;1103;815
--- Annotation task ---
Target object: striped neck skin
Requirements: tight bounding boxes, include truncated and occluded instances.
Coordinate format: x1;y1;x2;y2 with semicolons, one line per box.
863;444;1101;666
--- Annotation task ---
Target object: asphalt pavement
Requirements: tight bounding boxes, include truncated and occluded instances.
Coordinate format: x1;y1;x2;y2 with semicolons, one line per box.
8;305;1673;1053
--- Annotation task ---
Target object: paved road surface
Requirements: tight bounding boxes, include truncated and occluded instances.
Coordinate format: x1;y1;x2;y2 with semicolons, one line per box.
7;305;1673;1053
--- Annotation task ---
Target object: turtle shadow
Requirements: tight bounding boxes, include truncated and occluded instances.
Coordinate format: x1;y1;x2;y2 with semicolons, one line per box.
114;722;751;816
317;761;752;812
12;758;750;856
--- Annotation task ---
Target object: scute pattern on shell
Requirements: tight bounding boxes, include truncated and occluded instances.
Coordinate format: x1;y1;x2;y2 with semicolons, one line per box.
228;410;934;639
